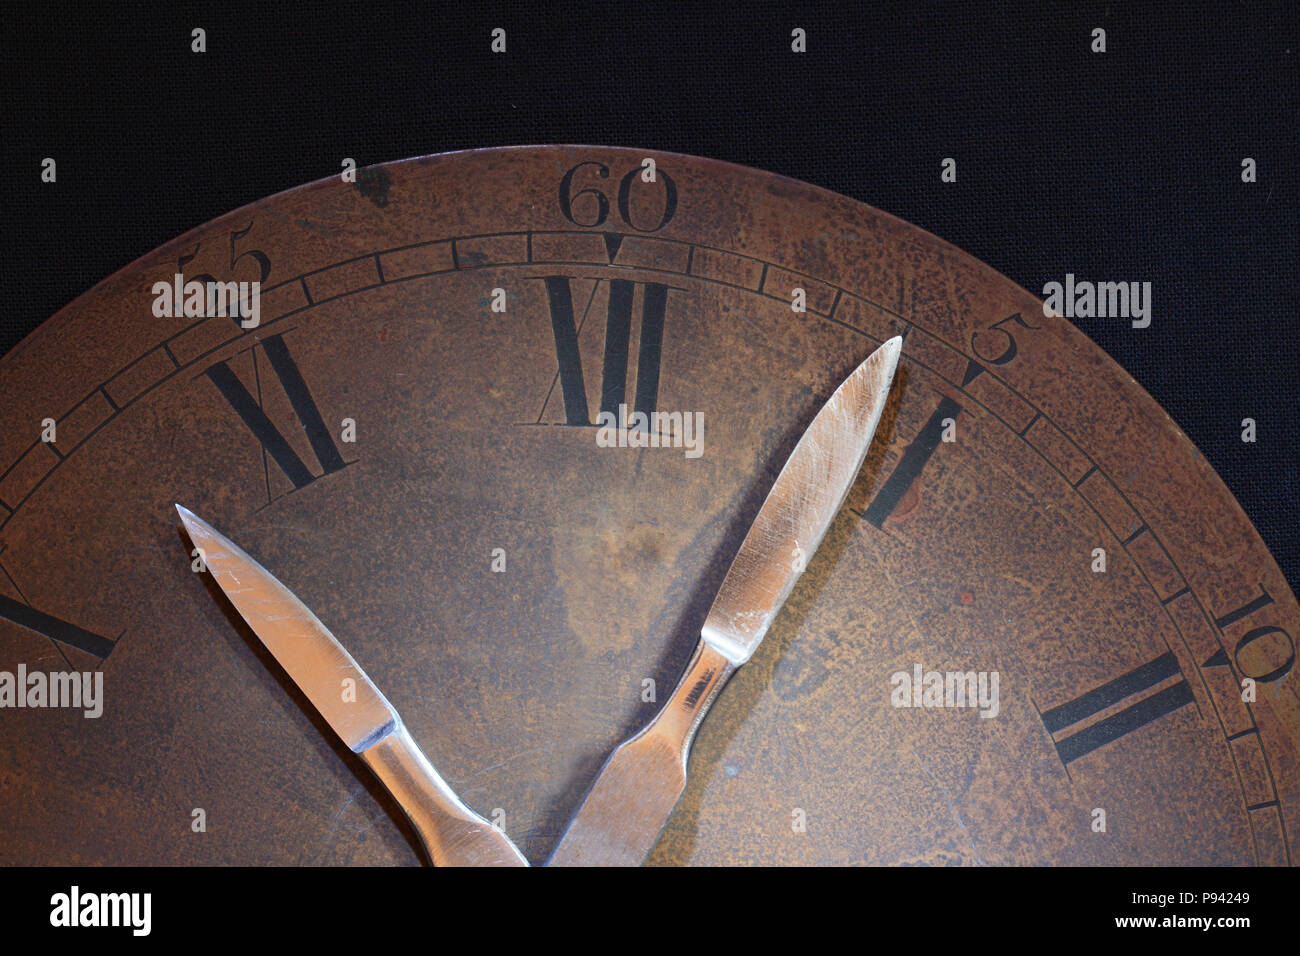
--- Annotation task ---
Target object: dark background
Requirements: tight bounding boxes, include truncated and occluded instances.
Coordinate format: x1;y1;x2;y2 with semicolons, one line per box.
1;2;1296;589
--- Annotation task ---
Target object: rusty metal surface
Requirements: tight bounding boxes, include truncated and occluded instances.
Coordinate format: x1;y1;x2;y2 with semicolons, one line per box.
0;146;1296;865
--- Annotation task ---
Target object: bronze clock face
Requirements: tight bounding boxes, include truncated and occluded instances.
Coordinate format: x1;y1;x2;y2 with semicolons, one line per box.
0;146;1295;865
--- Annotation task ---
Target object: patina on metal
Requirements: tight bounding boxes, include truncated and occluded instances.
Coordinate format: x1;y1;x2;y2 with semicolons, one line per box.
0;147;1295;867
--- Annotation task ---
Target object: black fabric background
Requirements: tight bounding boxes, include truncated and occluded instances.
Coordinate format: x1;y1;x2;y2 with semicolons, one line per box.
1;2;1296;589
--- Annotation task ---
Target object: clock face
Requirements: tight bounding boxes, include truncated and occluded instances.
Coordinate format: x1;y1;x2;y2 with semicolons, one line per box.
0;146;1295;865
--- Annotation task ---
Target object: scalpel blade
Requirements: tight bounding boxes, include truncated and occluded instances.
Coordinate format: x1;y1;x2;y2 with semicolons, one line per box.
177;505;528;866
548;336;902;865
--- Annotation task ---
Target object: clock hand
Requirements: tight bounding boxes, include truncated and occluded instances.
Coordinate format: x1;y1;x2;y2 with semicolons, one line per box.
175;505;529;867
548;336;903;866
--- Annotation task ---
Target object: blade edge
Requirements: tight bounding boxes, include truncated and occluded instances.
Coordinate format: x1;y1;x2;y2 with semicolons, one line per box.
701;336;902;664
176;504;399;753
